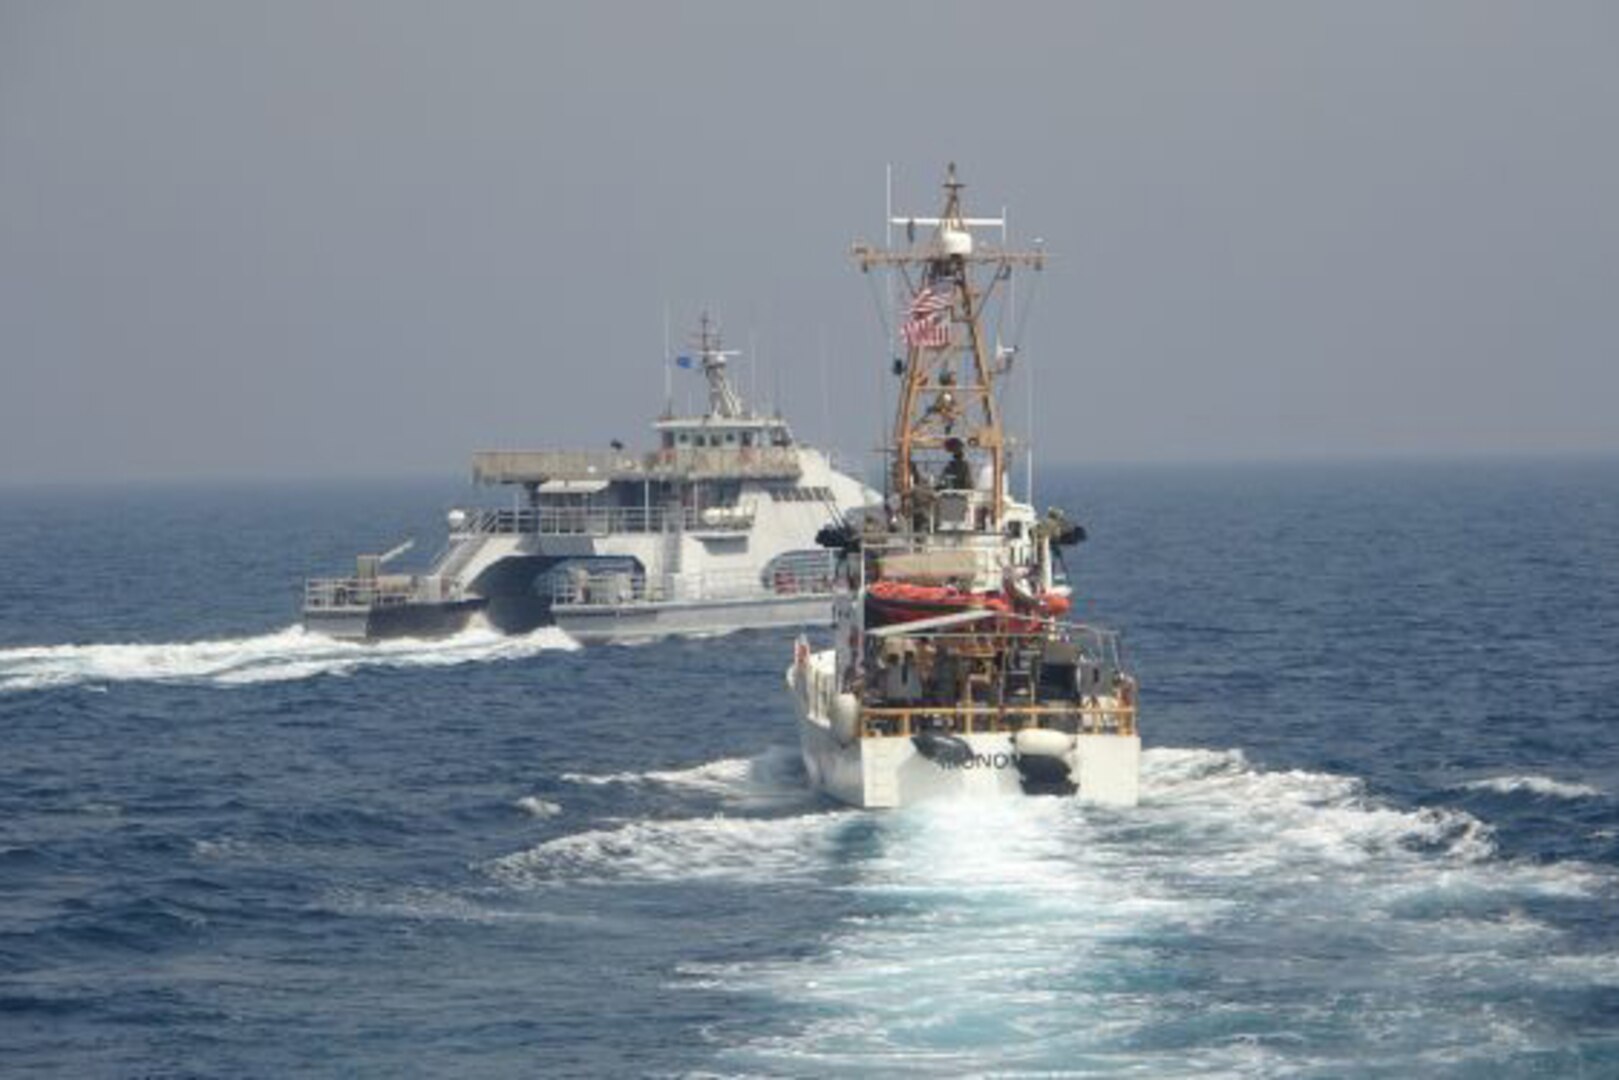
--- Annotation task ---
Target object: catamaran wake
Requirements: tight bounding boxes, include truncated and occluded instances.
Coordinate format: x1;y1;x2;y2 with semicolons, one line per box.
0;623;578;693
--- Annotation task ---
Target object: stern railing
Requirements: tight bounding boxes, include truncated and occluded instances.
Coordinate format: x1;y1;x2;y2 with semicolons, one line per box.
303;575;463;611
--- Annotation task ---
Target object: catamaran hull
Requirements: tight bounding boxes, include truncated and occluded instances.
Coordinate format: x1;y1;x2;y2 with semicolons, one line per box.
302;598;487;642
789;653;1140;809
554;592;833;644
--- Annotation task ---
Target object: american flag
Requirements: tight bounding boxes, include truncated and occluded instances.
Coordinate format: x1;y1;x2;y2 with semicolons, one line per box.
902;285;951;349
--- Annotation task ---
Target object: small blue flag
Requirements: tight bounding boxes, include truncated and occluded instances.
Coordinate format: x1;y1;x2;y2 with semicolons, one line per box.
675;355;694;369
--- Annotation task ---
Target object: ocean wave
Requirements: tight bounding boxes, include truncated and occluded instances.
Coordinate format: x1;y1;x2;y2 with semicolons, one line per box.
0;624;578;693
1140;747;1498;866
477;745;1619;1073
488;812;841;888
1459;775;1604;800
320;885;600;926
662;746;1615;1075
560;746;808;803
496;746;1514;894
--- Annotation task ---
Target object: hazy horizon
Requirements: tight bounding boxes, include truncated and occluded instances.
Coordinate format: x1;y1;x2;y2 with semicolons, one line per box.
3;446;1614;496
4;1;1617;484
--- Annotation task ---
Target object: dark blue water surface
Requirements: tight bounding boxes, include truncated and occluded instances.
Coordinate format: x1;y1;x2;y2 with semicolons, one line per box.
2;461;1616;1077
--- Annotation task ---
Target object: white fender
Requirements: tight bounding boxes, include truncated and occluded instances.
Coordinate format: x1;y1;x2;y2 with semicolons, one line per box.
830;692;861;745
1014;727;1075;759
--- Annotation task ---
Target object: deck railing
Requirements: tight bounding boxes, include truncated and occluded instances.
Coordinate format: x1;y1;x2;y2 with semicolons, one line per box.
303;575;463;611
451;505;753;537
552;565;834;608
851;620;1136;737
304;577;416;611
472;446;802;484
857;703;1138;739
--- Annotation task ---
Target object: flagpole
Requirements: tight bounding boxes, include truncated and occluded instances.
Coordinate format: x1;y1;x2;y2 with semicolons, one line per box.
663;303;672;418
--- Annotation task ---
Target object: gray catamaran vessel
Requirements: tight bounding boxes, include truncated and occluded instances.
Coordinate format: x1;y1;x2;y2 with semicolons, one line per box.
303;316;877;643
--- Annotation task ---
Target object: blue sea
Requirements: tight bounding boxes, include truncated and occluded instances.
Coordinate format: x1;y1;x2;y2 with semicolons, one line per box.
2;461;1616;1077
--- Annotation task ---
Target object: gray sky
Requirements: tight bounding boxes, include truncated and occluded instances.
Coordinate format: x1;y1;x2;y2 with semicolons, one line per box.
3;1;1616;483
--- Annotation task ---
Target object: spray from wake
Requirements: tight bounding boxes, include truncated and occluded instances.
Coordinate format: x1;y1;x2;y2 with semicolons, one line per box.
490;746;1616;1076
559;746;808;802
0;623;578;693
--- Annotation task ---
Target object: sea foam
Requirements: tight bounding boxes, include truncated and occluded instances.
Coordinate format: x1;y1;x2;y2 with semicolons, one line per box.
654;746;1615;1076
0;624;578;693
1460;774;1604;800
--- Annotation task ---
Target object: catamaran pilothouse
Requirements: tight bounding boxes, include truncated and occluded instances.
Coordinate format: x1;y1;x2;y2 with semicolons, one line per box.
304;316;877;642
788;166;1141;807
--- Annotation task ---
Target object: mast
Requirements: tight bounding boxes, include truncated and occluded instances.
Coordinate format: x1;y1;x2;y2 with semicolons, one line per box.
691;312;745;419
852;163;1044;531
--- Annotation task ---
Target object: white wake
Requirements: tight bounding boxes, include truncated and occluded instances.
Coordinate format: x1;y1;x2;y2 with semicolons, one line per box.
0;623;578;692
491;745;1617;1076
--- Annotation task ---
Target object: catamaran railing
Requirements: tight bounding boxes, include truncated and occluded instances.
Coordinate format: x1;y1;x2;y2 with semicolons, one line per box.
553;565;835;607
472;446;803;485
303;575;466;611
450;505;754;537
305;578;408;611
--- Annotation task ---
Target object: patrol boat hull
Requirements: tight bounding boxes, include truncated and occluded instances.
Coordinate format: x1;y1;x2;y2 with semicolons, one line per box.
789;648;1140;809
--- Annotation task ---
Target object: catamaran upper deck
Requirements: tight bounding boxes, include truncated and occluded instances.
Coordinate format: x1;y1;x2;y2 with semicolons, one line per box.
470;443;803;486
471;313;810;487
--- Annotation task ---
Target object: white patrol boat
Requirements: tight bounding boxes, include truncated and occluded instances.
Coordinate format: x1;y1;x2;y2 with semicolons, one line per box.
787;166;1140;808
304;315;877;643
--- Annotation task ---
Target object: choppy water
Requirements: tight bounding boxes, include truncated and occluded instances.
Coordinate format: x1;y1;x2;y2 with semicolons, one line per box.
2;463;1616;1077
